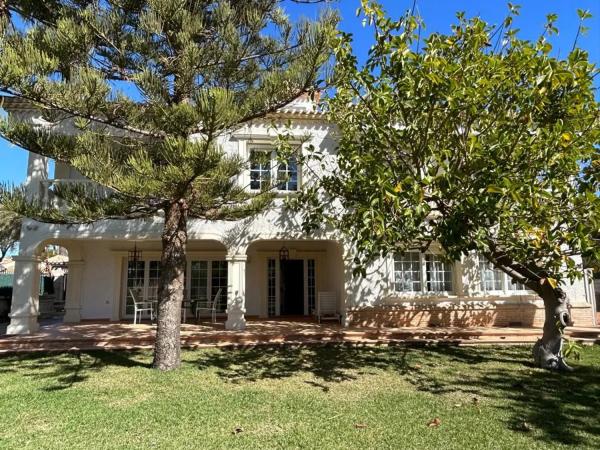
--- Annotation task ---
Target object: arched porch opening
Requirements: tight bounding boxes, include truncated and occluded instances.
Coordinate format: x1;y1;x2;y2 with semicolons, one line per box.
244;239;345;321
6;238;82;334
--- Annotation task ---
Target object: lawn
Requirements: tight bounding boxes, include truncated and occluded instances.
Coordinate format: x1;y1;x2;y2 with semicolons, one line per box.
0;344;598;449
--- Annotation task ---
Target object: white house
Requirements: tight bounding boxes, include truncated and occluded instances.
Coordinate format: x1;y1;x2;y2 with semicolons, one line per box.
2;95;596;334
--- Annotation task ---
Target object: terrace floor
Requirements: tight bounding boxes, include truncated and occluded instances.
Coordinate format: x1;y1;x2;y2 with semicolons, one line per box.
1;317;598;353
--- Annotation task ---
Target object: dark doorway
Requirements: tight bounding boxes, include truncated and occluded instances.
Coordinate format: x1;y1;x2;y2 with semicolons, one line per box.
280;259;304;315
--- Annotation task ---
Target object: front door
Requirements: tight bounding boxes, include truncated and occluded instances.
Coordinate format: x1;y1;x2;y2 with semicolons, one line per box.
280;259;304;315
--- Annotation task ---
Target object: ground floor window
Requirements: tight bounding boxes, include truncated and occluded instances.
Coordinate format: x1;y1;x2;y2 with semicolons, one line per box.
211;260;228;312
307;259;316;314
124;258;227;316
268;258;276;317
478;256;529;294
393;251;454;294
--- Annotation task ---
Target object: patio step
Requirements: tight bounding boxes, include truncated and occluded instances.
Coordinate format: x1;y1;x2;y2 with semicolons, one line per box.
0;323;597;354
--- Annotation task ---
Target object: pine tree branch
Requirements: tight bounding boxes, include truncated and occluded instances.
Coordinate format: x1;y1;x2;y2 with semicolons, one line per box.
1;88;165;139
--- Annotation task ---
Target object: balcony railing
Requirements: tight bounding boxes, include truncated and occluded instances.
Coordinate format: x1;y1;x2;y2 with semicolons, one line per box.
39;179;113;208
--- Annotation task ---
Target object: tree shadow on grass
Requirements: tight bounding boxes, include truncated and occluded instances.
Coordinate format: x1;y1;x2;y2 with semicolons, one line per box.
0;350;150;391
194;343;600;447
194;343;411;386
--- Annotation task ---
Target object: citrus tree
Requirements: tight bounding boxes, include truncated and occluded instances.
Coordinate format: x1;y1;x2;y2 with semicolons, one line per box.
298;1;599;370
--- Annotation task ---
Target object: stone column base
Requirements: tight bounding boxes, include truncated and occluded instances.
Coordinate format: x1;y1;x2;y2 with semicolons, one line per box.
7;314;40;335
225;311;246;330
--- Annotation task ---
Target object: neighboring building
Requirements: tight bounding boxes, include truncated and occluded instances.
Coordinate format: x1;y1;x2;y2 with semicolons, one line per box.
1;95;596;334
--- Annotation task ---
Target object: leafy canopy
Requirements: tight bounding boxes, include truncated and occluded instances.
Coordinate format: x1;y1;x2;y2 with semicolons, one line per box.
298;1;599;290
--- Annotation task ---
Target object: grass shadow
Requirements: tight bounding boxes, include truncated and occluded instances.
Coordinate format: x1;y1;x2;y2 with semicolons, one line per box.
193;343;600;446
0;350;150;391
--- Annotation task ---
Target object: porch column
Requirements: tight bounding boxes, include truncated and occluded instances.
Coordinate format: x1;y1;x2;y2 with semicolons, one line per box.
7;255;41;335
225;254;247;331
63;260;84;323
25;152;48;199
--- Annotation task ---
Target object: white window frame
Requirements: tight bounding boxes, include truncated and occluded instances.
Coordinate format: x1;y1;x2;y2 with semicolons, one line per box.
248;145;300;193
477;255;531;296
392;251;455;296
121;255;228;318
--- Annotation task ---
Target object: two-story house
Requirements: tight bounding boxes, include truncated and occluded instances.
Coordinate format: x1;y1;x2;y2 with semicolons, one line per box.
2;94;596;335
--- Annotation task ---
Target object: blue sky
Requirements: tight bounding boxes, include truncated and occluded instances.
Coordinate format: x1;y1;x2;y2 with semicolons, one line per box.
1;0;598;185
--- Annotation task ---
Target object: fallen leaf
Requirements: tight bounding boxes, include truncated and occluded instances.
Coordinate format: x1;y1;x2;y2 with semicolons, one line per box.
414;364;422;369
232;426;244;435
354;423;368;429
520;421;533;432
453;403;462;408
427;418;441;427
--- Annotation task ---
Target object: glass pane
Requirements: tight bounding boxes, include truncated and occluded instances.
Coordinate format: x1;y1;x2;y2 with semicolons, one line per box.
250;150;271;191
425;254;453;292
308;259;316;314
125;260;145;315
211;260;228;313
393;252;421;292
190;261;208;302
268;258;276;317
479;259;503;292
147;261;161;301
277;156;298;191
510;279;526;291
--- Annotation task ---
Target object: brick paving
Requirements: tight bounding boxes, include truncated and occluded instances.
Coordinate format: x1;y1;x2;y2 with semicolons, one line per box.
0;318;597;353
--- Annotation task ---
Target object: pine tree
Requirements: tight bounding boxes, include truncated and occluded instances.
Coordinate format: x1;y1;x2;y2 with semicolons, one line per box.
0;0;336;370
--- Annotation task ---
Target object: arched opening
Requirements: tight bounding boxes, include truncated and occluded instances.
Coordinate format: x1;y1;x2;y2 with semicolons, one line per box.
245;239;344;320
38;244;69;324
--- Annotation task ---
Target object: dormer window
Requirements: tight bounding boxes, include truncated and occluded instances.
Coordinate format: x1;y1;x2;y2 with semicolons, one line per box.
249;147;299;192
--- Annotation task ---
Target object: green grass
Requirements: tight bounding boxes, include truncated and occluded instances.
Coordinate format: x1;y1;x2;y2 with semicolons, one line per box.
0;344;599;449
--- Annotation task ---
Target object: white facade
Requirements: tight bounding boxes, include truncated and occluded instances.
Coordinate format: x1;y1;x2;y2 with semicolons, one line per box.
2;96;596;334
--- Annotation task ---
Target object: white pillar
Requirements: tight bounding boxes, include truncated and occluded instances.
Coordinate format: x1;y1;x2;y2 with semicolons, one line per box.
63;260;84;323
25;152;49;199
225;254;247;330
7;255;41;335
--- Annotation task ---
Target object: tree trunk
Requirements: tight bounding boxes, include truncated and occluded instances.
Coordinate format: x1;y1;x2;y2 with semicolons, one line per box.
153;200;188;371
533;284;573;371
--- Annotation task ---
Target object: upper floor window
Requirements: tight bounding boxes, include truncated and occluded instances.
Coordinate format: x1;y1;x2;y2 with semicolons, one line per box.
249;148;298;192
250;150;271;191
393;251;453;294
277;156;298;191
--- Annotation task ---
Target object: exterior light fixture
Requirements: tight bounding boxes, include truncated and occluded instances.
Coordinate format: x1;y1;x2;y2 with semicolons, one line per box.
128;241;142;264
279;246;289;261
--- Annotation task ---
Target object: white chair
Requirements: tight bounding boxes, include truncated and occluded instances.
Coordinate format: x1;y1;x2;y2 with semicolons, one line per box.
195;288;222;324
181;289;190;323
316;291;341;324
129;288;154;324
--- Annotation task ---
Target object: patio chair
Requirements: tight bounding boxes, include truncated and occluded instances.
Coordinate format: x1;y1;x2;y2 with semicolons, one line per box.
129;288;154;324
181;289;190;323
195;288;222;324
316;291;341;324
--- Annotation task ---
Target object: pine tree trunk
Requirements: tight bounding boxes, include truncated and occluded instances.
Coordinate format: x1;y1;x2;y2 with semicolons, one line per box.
533;284;572;371
153;200;188;371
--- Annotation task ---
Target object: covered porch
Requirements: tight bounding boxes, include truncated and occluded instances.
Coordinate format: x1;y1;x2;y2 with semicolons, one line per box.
5;237;347;334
